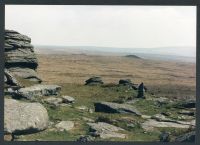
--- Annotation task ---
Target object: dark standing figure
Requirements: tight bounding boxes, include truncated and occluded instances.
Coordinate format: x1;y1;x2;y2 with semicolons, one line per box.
137;82;145;99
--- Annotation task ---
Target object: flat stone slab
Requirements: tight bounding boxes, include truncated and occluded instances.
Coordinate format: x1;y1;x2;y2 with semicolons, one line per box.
4;99;49;134
44;97;63;106
94;101;141;116
141;119;195;131
16;84;61;99
55;121;74;131
87;122;126;139
62;96;75;103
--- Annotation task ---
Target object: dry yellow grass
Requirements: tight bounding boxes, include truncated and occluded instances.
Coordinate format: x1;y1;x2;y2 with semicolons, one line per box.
37;54;196;99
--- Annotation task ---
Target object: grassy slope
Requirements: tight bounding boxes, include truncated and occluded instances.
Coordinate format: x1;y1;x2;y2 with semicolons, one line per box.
15;84;192;141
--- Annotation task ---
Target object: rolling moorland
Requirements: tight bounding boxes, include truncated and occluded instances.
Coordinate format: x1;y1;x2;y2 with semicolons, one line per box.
4;30;196;142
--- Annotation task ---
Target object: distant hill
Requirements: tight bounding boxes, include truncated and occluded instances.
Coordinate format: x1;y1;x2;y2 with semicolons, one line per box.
34;45;195;63
125;55;141;59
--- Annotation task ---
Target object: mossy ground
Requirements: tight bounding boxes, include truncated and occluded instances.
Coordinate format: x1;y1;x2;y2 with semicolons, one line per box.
13;83;193;141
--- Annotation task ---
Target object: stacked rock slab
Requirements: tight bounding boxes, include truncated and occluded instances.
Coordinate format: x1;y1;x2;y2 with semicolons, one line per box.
5;30;41;85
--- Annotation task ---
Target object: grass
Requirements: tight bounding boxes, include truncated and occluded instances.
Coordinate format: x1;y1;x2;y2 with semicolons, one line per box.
14;83;194;141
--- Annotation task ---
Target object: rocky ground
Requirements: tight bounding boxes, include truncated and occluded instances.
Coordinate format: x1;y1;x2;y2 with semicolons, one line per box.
4;30;196;142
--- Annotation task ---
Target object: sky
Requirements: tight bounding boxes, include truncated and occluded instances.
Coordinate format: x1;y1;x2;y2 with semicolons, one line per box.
5;5;196;57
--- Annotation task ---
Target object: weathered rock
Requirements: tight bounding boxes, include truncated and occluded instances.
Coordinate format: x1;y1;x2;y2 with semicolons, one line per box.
137;82;145;99
119;79;132;86
62;96;75;103
4;98;49;134
4;69;22;87
5;29;41;84
141;119;195;131
94;101;141;116
85;76;104;85
4;134;13;141
55;121;74;131
44;97;63;106
82;117;95;123
87;122;126;139
159;132;170;142
8;67;41;82
5;48;37;69
16;84;61;99
77;135;95;142
5;31;31;42
175;131;195;142
175;100;196;109
178;110;195;116
76;106;88;111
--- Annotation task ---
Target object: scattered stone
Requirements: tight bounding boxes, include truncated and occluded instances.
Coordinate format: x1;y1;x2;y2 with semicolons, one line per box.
44;97;63;106
159;132;170;142
4;134;13;141
62;96;75;104
4;98;49;134
178;110;195;116
175;131;195;142
87;122;126;139
119;79;132;86
94;101;141;116
137;82;145;99
77;135;95;142
85;76;104;85
88;108;94;114
82;117;95;123
76;106;88;111
55;121;74;131
16;84;61;99
174;100;196;109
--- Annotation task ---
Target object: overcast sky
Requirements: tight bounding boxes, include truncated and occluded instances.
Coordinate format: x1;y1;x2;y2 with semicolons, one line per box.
5;5;196;56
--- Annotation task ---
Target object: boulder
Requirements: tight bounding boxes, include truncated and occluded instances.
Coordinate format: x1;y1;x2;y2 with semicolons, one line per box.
4;98;49;134
16;84;61;99
62;96;75;103
175;131;195;142
94;101;141;116
85;76;104;85
55;121;74;131
87;122;126;139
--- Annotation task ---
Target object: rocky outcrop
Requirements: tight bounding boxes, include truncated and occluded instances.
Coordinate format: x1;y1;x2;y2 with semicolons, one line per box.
87;122;126;139
4;98;49;134
94;102;141;116
5;30;41;84
16;84;61;99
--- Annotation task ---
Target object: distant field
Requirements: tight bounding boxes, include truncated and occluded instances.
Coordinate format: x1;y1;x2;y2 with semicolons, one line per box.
37;53;196;100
